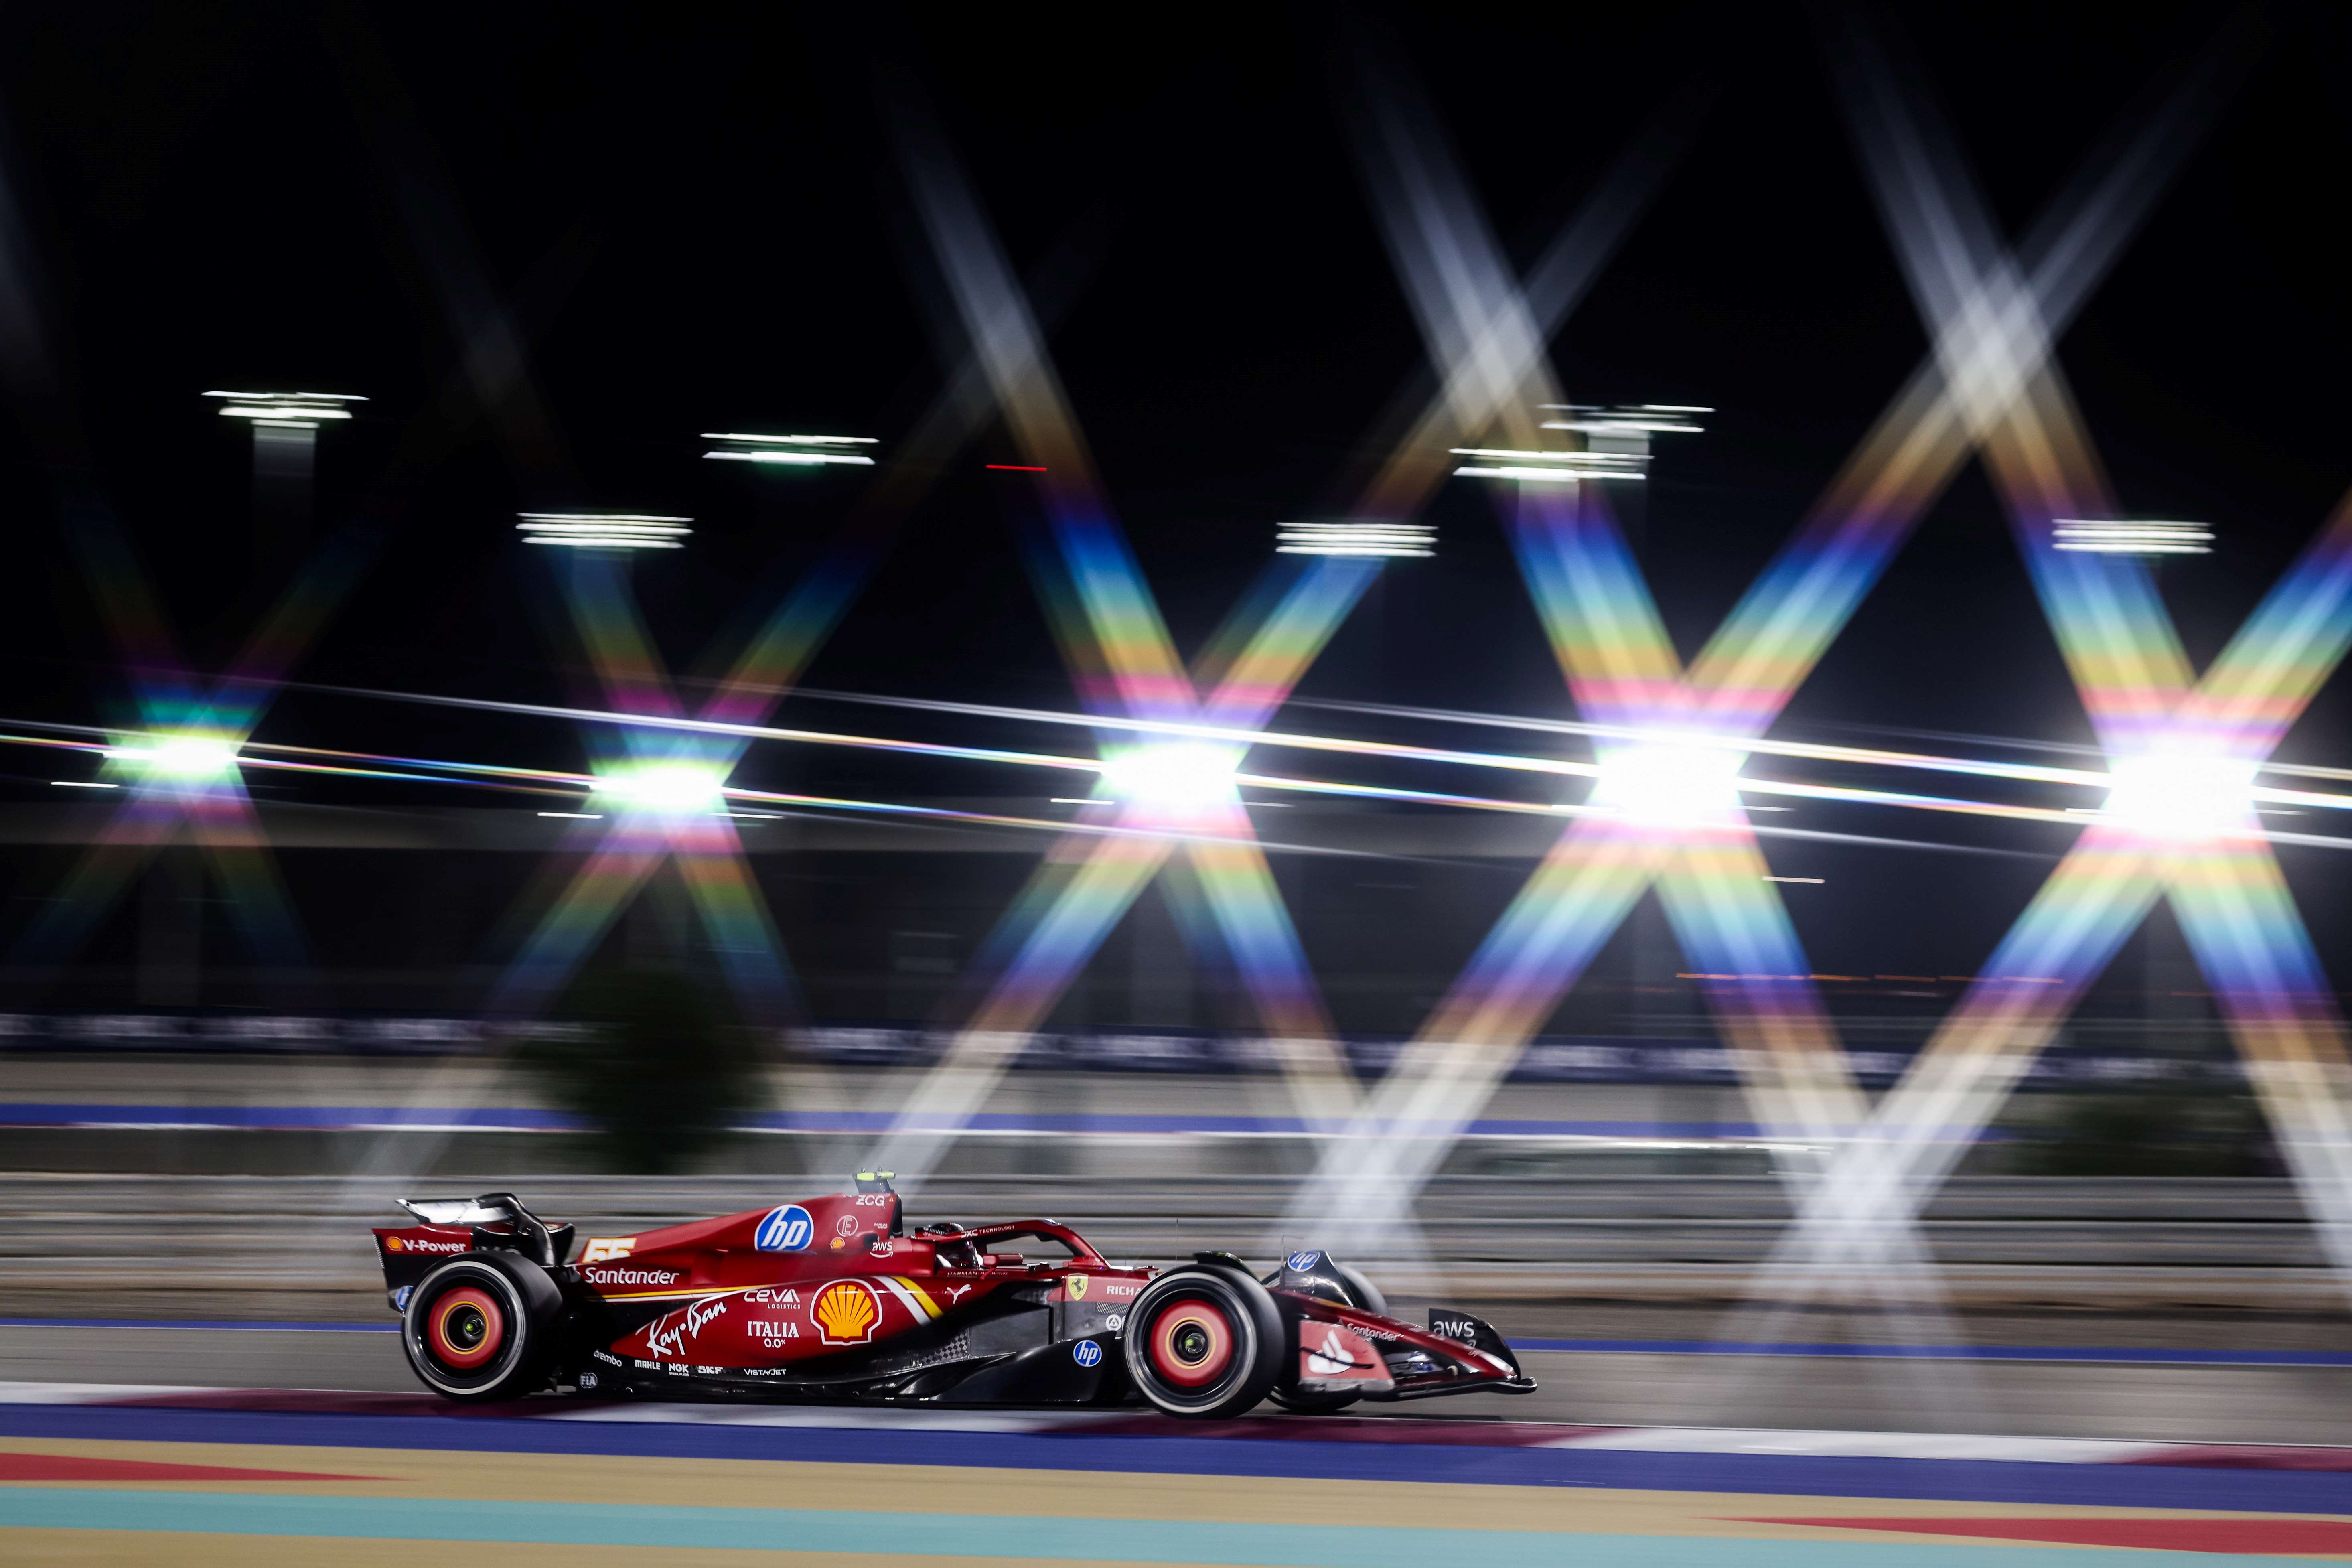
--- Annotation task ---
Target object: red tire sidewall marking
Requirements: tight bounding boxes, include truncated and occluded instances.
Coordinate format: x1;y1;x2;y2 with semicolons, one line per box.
1146;1295;1235;1388
428;1284;506;1370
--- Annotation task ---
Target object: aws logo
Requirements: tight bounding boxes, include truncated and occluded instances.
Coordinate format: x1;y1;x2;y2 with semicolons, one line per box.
811;1279;881;1344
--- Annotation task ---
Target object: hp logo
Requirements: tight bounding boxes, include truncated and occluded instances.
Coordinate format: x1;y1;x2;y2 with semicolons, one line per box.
1286;1250;1322;1272
1073;1339;1103;1368
754;1204;815;1252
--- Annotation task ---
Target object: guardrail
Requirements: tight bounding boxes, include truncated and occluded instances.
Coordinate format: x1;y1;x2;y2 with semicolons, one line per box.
0;1010;2255;1088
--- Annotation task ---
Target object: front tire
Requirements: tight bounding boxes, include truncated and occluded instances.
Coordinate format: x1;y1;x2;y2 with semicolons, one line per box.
1270;1385;1362;1414
1124;1266;1281;1418
401;1254;558;1402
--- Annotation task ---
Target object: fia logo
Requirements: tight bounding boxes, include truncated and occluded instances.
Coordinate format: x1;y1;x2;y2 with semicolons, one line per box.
1072;1339;1103;1368
1286;1250;1322;1272
578;1370;599;1391
755;1204;815;1252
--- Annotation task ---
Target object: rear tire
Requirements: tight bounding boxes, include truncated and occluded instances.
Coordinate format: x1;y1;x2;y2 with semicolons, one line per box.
1124;1266;1281;1418
402;1253;558;1402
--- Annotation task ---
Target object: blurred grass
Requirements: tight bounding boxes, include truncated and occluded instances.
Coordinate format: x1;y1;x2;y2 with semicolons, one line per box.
517;968;766;1173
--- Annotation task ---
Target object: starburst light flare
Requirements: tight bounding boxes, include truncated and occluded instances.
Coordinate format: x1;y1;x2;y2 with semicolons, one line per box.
1285;38;2210;1274
489;548;802;1022
1747;21;2352;1325
17;505;379;981
867;72;1702;1193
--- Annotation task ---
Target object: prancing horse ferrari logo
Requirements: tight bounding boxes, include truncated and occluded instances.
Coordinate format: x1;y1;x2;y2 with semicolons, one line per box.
1064;1274;1089;1301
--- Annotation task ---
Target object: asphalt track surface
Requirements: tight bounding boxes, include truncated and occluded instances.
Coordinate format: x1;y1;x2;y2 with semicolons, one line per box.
10;1322;2352;1446
12;1324;2352;1562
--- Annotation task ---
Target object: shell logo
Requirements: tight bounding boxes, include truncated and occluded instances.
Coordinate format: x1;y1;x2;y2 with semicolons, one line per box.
812;1279;882;1344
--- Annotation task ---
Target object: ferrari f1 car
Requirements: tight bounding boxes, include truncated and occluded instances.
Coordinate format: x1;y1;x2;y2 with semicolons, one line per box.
373;1174;1534;1416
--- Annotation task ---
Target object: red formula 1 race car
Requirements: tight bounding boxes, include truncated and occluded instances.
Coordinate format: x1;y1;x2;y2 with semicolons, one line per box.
373;1174;1535;1416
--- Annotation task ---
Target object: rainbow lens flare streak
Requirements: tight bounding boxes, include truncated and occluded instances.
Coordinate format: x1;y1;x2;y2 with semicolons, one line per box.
17;515;376;974
873;116;1395;1181
1768;472;2352;1305
869;504;1379;1176
1284;87;2153;1256
1754;42;2352;1314
487;544;878;1021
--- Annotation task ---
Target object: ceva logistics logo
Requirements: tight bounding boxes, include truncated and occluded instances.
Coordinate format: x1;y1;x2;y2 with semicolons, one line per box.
755;1204;815;1252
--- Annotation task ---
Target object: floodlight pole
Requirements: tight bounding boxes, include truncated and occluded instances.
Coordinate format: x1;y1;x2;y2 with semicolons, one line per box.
206;390;365;587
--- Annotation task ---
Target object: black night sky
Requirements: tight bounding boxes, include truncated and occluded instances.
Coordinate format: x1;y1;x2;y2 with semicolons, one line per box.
0;2;2346;1013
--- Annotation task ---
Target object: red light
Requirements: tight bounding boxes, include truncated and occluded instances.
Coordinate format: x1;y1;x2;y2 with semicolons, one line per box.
985;464;1048;472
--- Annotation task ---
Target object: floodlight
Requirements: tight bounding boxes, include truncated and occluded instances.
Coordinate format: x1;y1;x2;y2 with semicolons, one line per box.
1590;739;1746;827
2101;753;2256;838
703;432;878;467
1450;448;1646;483
590;761;728;814
1275;521;1435;557
205;390;365;429
1096;742;1242;813
105;733;241;784
1456;404;1709;484
517;514;692;551
2054;519;2212;556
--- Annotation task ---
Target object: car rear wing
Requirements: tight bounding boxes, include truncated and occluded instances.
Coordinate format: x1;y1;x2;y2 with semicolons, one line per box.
394;1191;566;1267
397;1195;520;1227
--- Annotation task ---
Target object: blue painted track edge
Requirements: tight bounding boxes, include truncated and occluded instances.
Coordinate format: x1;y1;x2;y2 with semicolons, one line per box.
6;1403;2352;1512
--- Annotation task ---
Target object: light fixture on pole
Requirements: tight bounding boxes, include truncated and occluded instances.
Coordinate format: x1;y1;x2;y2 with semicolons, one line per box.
1451;404;1709;483
206;389;364;567
516;514;693;551
701;432;878;468
1274;521;1435;557
2053;519;2213;556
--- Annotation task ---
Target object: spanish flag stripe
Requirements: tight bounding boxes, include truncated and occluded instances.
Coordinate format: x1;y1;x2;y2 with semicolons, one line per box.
878;1275;941;1321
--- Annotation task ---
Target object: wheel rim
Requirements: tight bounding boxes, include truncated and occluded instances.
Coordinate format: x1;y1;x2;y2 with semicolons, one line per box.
426;1285;506;1371
1144;1295;1235;1389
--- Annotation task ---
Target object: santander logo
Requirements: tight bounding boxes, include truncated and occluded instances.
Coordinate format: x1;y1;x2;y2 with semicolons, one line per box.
584;1266;682;1287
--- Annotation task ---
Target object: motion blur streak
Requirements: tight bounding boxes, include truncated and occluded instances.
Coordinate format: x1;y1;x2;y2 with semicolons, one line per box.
871;93;1384;1185
1755;28;2352;1329
293;668;2352;828
1289;36;2206;1270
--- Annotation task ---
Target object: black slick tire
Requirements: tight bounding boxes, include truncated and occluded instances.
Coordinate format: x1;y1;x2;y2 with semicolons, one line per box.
1269;1385;1362;1414
1123;1265;1282;1418
401;1252;560;1402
